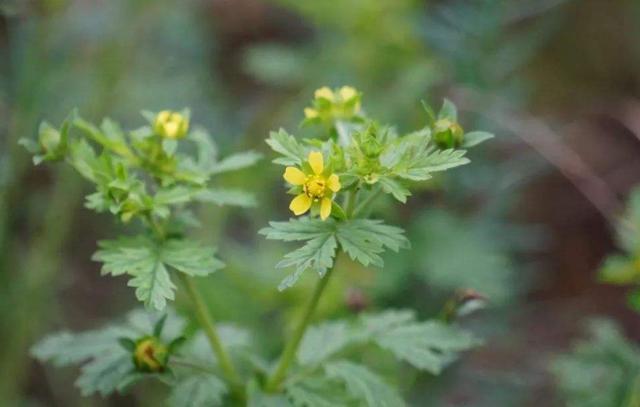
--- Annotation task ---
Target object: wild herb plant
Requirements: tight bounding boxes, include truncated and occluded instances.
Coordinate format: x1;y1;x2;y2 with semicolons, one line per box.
553;187;640;406
23;86;493;406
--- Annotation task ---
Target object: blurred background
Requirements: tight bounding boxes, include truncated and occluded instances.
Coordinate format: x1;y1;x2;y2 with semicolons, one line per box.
2;0;640;405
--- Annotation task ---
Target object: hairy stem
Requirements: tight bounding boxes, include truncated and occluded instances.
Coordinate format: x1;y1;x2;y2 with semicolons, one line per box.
179;274;244;399
265;264;337;392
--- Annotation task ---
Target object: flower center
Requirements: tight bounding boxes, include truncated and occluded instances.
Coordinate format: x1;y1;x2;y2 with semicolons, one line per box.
304;175;326;200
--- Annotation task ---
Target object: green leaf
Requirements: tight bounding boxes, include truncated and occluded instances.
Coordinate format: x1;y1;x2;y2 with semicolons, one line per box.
169;374;228;407
196;188;257;207
247;380;293;407
397;147;469;181
438;98;458;121
462;131;494;148
297;321;354;366
260;218;338;290
552;318;640;407
371;319;479;374
210;150;262;175
617;187;640;253
266;129;306;166
184;324;251;365
324;361;405;407
154;186;197;206
31;309;185;397
378;176;411;203
599;255;639;285
276;234;338;290
336;220;409;268
93;237;223;310
286;376;356;407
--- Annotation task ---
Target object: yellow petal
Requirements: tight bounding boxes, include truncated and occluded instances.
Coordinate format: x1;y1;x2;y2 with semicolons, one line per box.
339;86;357;101
314;87;334;101
320;198;332;220
289;194;312;215
327;174;341;192
308;151;324;175
283;167;306;185
304;108;318;119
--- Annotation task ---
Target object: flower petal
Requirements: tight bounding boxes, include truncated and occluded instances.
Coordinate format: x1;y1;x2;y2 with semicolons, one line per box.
308;151;324;175
289;194;312;216
327;174;341;192
339;86;357;101
314;87;334;101
283;167;306;185
304;108;318;119
320;198;332;220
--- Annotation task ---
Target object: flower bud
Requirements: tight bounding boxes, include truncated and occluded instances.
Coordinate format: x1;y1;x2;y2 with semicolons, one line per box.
433;119;464;149
154;111;189;140
133;336;169;373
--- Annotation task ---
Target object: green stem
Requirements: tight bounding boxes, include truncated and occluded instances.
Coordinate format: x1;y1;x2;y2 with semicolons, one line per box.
179;274;244;399
352;186;382;218
265;264;337;392
344;189;358;218
144;214;243;399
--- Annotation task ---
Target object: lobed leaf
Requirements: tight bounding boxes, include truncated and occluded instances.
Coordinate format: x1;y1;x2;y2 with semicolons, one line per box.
266;129;306;166
324;361;405;407
168;374;228;407
93;236;223;310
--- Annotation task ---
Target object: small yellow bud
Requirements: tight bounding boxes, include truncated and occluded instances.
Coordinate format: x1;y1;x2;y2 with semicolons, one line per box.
133;337;169;373
154;110;189;139
433;119;464;149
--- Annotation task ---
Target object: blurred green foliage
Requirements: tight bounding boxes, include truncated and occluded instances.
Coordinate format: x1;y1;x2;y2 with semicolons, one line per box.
3;0;636;405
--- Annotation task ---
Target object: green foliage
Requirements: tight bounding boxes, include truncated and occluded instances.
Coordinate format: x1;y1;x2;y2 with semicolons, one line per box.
260;218;408;290
552;319;640;407
323;361;405;407
599;187;640;310
408;210;516;304
297;310;478;374
31;309;185;397
94;236;223;310
168;374;228;407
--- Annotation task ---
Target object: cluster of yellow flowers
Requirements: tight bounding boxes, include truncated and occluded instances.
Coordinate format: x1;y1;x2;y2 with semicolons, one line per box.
303;86;362;125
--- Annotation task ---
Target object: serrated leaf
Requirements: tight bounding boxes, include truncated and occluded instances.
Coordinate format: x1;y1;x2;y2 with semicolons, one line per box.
32;309;184;397
168;374;228;407
336;220;409;268
93;236;223;310
372;320;478;374
196;188;256;207
378;176;411;203
260;218;335;242
261;218;339;290
324;361;405;407
397;147;469;181
266;129;306;166
462;131;494;148
286;376;356;407
276;234;338;290
297;321;353;366
184;324;251;365
210;150;262;175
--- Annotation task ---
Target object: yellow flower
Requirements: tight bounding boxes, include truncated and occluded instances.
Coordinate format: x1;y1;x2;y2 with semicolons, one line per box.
314;87;335;101
304;86;362;126
284;151;341;220
154;110;189;139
